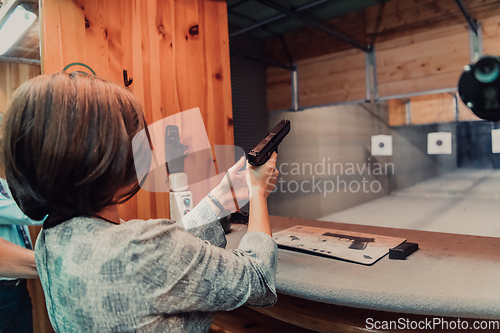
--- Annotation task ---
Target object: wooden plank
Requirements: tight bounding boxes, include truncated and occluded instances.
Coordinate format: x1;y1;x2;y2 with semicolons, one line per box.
267;66;291;111
298;49;366;81
0;62;40;114
388;99;407;126
378;72;461;98
483;14;500;56
409;93;455;124
82;0;109;78
41;0;87;74
265;0;500;63
299;67;367;107
267;48;367;110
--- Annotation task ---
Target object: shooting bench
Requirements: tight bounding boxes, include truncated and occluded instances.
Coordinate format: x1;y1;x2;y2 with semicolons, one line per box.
214;216;500;332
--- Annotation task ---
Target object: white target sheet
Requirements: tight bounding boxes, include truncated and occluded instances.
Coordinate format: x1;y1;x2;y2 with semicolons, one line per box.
273;226;406;265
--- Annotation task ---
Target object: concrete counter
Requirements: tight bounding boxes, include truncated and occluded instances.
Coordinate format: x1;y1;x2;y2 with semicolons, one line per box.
225;216;500;320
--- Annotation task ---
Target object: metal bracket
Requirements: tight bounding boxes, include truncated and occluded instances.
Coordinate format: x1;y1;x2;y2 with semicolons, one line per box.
405;99;411;125
365;46;378;103
454;0;479;36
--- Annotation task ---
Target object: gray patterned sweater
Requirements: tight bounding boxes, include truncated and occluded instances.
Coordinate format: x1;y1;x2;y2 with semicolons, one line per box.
34;199;278;332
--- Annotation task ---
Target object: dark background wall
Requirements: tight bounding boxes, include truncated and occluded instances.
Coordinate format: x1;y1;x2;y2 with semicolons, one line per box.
229;35;269;156
456;121;500;169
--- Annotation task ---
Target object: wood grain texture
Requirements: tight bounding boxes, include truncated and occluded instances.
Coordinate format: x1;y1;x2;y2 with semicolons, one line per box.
408;93;455;125
376;24;469;98
388;93;482;126
267;48;366;111
388;99;407;126
0;61;40;117
483;14;500;56
40;0;234;220
266;0;500;121
265;0;500;63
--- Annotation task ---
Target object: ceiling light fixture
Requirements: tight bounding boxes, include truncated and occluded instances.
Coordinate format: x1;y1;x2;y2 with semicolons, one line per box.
0;4;36;55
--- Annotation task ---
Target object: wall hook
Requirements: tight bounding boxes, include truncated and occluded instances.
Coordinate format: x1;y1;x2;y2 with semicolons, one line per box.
123;70;133;87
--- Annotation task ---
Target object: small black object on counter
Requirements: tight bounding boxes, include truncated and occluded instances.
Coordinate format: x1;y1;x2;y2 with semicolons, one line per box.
389;242;419;260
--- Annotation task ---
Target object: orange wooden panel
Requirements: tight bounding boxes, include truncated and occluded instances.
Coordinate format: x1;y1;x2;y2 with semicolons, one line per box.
483;15;500;56
40;0;233;220
388;99;407;126
409;93;456;124
376;24;469;97
267;48;366;111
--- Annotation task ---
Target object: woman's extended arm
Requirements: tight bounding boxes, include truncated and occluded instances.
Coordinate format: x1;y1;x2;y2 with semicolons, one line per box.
246;152;278;236
0;237;38;278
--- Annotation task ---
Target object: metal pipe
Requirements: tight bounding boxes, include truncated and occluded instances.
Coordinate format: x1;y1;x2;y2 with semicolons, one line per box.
0;56;40;65
454;0;478;35
229;0;329;37
405;99;411;125
269;99;368;113
291;63;299;111
378;88;458;101
253;0;370;52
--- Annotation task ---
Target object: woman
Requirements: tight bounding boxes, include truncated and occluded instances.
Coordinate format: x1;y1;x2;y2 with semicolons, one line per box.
1;72;279;332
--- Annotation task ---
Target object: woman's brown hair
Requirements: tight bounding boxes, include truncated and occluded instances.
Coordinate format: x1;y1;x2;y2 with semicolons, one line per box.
1;72;147;221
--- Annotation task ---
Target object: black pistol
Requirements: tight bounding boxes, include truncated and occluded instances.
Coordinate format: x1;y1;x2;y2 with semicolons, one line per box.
248;119;290;166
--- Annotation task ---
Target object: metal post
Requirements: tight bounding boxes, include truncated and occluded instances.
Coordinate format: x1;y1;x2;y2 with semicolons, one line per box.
468;21;483;63
0;56;40;65
365;46;378;102
291;63;299;111
405;99;412;125
454;0;478;35
453;93;460;122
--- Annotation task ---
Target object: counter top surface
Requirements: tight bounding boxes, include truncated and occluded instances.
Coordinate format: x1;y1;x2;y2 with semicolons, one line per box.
225;216;500;320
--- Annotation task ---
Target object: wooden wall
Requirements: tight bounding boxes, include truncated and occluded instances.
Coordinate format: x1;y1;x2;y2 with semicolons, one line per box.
266;0;500;125
0;62;40;114
40;0;234;220
388;93;480;126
